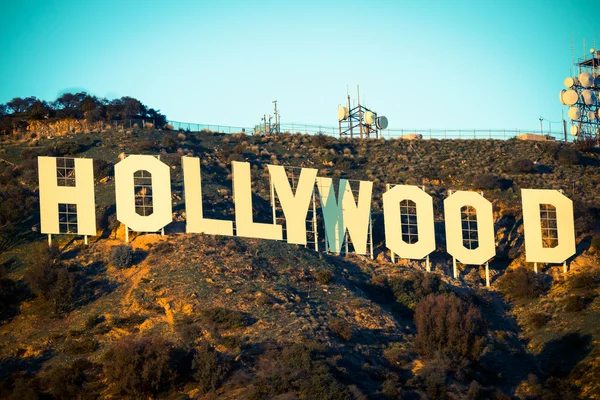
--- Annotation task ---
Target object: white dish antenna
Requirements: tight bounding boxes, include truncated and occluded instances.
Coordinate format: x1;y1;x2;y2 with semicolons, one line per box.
338;106;349;121
564;77;579;88
582;90;596;105
570;125;579;136
559;89;567;105
587;110;597;120
376;116;388;130
568;107;581;120
563;89;579;106
579;72;593;88
363;111;376;125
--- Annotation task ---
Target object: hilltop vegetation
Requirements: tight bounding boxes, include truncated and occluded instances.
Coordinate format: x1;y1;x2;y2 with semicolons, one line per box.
0;123;600;399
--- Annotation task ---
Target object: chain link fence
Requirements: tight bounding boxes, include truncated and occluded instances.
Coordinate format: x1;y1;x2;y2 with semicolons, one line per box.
167;120;570;142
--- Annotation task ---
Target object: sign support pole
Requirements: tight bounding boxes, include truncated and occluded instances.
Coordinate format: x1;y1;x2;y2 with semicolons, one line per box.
453;257;457;279
312;189;318;251
369;212;374;260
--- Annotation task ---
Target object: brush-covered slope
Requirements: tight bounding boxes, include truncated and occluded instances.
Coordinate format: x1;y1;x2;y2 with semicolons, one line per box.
0;128;599;399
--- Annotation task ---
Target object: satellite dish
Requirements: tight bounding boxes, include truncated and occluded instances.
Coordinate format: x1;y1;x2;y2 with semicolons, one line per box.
570;125;579;136
580;72;593;88
337;106;349;121
376;116;388;130
564;77;579;88
591;48;596;54
568;107;581;120
588;110;597;120
559;89;567;105
363;111;376;125
582;90;596;105
562;89;579;106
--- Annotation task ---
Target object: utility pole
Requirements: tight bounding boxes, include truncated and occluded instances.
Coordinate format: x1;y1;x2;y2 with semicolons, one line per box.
272;100;279;133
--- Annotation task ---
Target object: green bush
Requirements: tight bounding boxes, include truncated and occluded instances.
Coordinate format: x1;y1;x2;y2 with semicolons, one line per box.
473;173;512;190
315;269;333;284
110;245;133;268
567;269;600;290
528;312;550;328
161;135;178;149
64;337;98;355
557;147;579;165
511;158;535;173
52;141;83;156
563;295;585;312
390;272;447;310
199;307;247;329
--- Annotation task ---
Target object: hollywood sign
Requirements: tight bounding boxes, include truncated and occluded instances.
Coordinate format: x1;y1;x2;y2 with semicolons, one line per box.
38;155;576;267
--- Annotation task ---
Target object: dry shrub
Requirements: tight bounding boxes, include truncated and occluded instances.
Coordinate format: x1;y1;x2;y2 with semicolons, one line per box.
414;293;486;362
26;244;76;315
328;317;352;341
192;342;229;394
497;267;547;301
103;336;176;398
314;269;333;284
199;307;247;330
110;245;132;268
511;158;535;173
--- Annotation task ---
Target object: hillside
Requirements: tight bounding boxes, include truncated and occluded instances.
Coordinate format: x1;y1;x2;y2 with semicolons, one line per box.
0;126;600;399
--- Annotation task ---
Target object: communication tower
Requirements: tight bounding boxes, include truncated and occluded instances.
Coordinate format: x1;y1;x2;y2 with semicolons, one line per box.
338;86;388;139
559;42;600;141
254;101;281;135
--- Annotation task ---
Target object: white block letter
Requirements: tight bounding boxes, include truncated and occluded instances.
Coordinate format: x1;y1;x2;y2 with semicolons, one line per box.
114;155;172;232
383;185;435;260
316;178;372;254
521;189;575;263
182;157;233;236
444;191;495;265
38;157;96;235
268;165;317;245
232;161;282;240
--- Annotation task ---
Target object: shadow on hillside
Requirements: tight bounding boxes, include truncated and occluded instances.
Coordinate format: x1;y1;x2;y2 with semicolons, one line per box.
0;351;53;379
74;261;118;308
536;332;592;378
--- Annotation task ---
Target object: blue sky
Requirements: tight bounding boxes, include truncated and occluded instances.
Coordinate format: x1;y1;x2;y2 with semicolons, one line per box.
0;0;598;131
